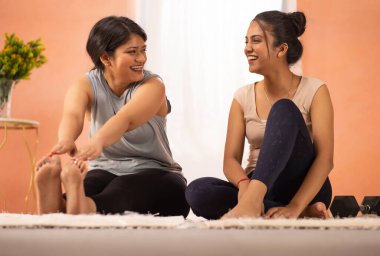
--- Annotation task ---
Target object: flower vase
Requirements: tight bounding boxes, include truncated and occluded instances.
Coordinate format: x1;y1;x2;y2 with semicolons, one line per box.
0;78;17;118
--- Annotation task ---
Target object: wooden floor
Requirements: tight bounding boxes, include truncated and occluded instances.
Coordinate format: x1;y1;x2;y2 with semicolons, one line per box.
1;228;380;256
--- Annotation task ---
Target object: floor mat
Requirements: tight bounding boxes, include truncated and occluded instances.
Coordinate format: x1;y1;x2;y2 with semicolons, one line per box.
1;213;380;230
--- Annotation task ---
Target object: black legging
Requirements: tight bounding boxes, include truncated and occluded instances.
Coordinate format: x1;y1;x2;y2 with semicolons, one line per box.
83;168;190;217
185;99;332;219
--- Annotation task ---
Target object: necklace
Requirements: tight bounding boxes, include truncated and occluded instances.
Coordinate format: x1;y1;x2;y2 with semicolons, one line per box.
263;73;294;107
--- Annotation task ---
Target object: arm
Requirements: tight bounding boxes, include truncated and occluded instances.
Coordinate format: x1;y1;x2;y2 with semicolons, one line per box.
76;77;166;160
289;85;334;211
223;100;250;197
266;85;334;218
221;99;267;218
50;76;92;156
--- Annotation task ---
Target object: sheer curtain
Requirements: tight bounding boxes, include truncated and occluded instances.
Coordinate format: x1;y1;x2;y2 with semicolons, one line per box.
137;0;296;181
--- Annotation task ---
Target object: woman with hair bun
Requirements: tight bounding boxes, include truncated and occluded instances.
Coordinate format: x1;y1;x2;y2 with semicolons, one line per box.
186;11;334;219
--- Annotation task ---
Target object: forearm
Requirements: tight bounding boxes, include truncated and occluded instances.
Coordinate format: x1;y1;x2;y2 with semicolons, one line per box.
224;158;250;188
91;114;130;148
58;114;84;143
289;156;333;211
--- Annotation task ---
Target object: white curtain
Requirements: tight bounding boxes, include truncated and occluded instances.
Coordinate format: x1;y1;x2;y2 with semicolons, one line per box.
137;0;296;181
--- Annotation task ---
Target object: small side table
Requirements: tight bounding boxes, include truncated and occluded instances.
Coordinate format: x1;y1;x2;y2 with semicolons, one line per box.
0;117;39;212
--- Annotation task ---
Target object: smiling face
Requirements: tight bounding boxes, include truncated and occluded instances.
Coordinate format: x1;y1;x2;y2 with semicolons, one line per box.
106;34;147;85
244;21;279;75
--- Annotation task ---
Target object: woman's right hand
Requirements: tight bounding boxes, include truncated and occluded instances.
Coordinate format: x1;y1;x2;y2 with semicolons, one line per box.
75;139;103;161
50;140;77;157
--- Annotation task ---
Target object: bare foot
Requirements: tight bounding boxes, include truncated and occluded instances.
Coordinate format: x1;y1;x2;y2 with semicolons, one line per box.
61;159;88;182
222;201;263;219
301;202;331;219
35;155;65;214
61;159;95;214
222;180;266;219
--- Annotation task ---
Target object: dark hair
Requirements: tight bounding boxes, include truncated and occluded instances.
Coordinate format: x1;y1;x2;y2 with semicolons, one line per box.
86;16;147;70
253;11;306;65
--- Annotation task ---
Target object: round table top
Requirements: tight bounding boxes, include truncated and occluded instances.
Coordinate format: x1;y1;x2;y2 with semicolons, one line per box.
0;118;39;129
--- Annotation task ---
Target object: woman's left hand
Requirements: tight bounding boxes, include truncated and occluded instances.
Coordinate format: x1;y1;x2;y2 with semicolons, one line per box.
75;140;103;161
264;205;302;219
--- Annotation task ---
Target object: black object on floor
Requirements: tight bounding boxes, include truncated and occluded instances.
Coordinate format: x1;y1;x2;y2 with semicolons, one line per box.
330;196;380;218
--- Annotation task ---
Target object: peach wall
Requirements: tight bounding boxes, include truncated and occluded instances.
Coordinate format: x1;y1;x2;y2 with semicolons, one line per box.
0;0;136;213
298;0;380;204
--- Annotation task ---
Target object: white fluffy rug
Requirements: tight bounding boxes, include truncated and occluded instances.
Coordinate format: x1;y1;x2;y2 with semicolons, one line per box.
1;213;380;230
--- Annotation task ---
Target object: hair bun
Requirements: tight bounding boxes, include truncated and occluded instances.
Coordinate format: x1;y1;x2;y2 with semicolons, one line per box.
288;12;306;37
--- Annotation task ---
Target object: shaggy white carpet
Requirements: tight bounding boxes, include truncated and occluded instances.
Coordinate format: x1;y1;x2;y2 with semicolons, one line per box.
1;213;380;230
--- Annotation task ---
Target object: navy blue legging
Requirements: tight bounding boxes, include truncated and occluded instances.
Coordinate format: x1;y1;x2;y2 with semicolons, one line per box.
185;99;332;219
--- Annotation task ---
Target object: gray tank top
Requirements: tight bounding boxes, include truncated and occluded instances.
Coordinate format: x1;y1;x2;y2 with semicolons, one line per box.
86;69;182;177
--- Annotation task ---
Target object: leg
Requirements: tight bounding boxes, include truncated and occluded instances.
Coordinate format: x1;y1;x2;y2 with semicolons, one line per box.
35;155;65;214
83;169;117;197
145;171;189;217
90;169;189;217
186;177;238;219
225;99;332;218
252;99;315;189
186;177;286;219
262;100;332;217
60;159;96;214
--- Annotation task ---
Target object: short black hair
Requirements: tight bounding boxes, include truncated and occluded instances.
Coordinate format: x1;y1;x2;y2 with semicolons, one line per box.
86;16;147;70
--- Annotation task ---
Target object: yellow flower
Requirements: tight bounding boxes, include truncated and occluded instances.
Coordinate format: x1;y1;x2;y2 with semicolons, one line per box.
0;33;47;80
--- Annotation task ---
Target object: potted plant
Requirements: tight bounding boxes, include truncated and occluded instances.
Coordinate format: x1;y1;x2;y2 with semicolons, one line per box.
0;33;47;117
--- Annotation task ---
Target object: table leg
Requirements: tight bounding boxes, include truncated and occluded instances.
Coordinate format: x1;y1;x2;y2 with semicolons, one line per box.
0;124;8;211
21;126;39;213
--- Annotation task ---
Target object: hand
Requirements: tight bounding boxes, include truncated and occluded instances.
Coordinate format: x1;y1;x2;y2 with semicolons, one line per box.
264;204;303;219
75;140;103;161
50;140;77;157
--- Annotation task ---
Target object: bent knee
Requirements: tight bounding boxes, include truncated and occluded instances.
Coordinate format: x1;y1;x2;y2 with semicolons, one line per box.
185;177;220;210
